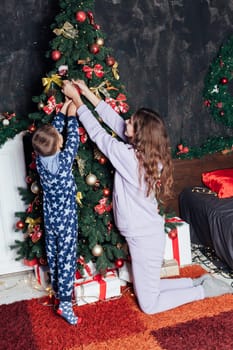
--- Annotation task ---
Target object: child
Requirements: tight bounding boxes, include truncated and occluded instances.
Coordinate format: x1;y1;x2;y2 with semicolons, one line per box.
32;100;81;325
62;80;233;314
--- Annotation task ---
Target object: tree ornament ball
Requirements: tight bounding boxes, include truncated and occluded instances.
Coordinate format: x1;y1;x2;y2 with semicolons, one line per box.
220;110;225;116
168;229;177;239
106;55;115;67
86;173;97;186
89;43;100;54
37;101;45;110
75;10;87;22
103;187;111;197
2;119;10;126
98;156;107;165
31;181;40;194
220;77;228;85
16;220;25;230
114;258;124;268
92;244;103;257
51;50;61;61
28;124;36;133
96;37;104;47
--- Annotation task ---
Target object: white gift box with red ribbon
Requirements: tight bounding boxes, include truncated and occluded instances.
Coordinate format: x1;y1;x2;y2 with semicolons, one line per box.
164;217;192;266
77;256;96;279
34;265;51;288
74;270;121;306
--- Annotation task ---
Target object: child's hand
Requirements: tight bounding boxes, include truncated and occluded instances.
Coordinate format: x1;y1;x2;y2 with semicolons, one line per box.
67;102;77;117
60;97;72;115
72;80;89;96
62;80;79;100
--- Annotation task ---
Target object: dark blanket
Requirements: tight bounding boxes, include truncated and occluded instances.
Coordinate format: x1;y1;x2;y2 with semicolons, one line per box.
179;187;233;270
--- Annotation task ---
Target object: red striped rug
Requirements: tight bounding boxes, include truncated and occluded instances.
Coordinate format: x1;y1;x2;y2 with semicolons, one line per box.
1;265;233;350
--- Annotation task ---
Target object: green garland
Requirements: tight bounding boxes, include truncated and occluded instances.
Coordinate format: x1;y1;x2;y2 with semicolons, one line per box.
203;34;233;128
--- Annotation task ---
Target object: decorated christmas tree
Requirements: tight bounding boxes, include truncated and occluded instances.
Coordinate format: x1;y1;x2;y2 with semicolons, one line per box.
11;0;132;273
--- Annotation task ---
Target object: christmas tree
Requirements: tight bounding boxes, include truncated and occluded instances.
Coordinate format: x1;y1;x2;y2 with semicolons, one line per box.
11;0;131;273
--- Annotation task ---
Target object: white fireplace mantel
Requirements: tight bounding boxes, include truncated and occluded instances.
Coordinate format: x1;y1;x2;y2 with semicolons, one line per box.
0;132;31;275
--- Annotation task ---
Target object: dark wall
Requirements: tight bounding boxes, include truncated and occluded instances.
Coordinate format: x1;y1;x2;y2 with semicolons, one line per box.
1;0;233;147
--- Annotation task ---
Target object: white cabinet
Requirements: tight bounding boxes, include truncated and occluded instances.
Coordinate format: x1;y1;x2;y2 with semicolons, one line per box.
0;132;31;274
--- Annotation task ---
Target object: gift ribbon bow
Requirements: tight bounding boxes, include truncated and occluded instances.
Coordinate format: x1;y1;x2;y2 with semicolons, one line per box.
43;96;63;115
112;61;120;80
53;21;79;39
76;191;83;207
82;64;104;79
94;197;112;215
105;93;129;114
77;256;92;277
25;217;42;232
90;80;118;99
42;74;62;93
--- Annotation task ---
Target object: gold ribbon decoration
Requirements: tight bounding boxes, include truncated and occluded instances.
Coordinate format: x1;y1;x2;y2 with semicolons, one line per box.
90;80;118;99
25;217;42;232
76;192;83;206
112;61;120;80
53;21;79;39
42;74;63;93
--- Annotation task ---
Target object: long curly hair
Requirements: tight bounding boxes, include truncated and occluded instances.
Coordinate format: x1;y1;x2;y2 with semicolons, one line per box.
129;107;174;202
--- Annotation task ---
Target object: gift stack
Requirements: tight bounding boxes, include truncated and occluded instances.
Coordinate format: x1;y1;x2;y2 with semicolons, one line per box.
74;256;121;306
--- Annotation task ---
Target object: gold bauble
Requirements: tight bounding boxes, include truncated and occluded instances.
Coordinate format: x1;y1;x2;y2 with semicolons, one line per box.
85;173;97;186
96;37;104;46
31;181;40;194
92;244;103;257
37;101;45;110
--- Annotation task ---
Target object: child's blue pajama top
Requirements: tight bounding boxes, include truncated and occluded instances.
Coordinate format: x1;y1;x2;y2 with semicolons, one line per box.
36;112;79;301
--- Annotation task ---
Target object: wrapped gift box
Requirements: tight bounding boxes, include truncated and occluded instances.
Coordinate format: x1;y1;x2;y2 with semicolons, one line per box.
118;258;180;283
77;256;96;279
34;265;51;288
164;218;192;266
118;261;133;283
74;271;121;306
160;259;179;278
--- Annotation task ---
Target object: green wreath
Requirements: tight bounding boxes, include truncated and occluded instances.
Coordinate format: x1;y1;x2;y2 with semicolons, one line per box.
203;35;233;128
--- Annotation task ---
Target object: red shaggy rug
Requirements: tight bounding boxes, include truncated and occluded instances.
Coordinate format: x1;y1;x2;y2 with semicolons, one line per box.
1;265;233;350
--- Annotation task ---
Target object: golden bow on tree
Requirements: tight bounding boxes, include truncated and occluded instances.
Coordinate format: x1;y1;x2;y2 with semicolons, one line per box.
53;21;79;39
42;74;62;93
90;80;118;99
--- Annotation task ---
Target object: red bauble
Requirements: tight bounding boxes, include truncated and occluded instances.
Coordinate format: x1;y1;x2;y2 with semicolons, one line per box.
25;176;33;184
28;124;36;133
51;50;61;61
89;43;100;54
75;11;87;22
103;187;111;197
220;77;228;85
115;258;124;268
219;110;225;117
106;55;115;67
168;229;177;239
16;220;25;230
98;156;107;165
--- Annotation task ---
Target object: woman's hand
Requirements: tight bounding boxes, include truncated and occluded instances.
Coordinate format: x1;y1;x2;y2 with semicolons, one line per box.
72;79;101;107
72;80;89;96
62;80;83;108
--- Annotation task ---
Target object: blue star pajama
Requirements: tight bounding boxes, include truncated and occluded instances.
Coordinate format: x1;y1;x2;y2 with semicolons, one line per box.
36;113;79;301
